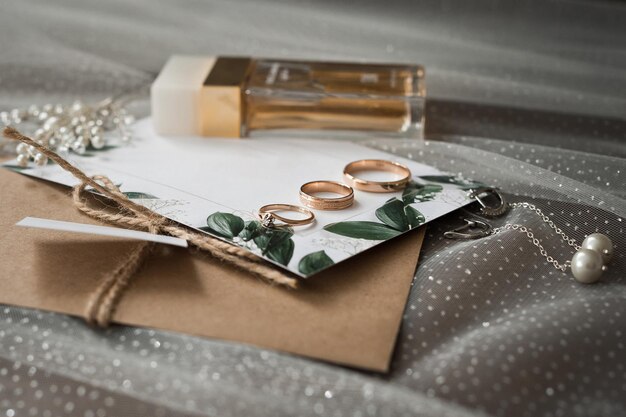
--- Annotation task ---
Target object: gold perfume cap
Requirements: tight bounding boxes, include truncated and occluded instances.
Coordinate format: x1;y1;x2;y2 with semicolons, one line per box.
201;57;253;138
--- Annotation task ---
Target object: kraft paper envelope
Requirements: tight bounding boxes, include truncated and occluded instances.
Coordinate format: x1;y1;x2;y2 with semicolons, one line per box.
0;168;425;372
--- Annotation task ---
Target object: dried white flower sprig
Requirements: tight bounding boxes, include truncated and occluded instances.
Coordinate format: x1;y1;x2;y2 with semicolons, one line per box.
1;97;135;167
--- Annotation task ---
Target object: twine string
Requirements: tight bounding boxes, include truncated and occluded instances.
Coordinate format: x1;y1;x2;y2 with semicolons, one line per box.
3;127;298;327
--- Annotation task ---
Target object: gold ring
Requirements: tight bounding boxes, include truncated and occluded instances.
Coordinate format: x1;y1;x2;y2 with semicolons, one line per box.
343;159;411;193
299;181;354;210
258;204;315;227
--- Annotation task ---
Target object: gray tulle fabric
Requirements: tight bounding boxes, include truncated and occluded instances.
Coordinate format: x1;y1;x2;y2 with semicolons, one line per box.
0;1;624;416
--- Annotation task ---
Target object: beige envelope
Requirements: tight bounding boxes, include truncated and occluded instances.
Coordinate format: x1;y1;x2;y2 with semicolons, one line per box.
0;168;424;372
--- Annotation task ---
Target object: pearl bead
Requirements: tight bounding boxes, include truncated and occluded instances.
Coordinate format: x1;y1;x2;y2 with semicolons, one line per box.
77;144;88;154
16;143;29;156
581;233;613;264
10;109;22;119
16;154;29;167
571;249;604;284
43;116;58;130
27;104;39;117
33;153;48;166
78;135;91;147
91;135;105;149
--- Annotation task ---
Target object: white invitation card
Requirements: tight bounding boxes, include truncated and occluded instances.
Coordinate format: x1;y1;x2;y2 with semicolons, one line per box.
6;119;481;277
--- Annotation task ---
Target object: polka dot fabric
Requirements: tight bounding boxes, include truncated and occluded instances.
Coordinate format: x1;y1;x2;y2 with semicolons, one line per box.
390;201;625;417
0;1;624;416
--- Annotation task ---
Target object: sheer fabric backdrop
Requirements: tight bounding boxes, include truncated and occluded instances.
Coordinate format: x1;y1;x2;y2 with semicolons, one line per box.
0;1;624;416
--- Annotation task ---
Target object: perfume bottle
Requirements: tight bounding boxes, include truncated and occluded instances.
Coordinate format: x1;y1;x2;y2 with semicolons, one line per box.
151;56;425;139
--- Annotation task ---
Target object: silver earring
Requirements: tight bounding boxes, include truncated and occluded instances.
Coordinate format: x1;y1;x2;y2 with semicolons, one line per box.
469;187;509;217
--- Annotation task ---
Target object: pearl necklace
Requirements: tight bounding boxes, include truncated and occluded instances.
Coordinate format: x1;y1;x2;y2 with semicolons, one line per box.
491;202;613;284
447;189;614;284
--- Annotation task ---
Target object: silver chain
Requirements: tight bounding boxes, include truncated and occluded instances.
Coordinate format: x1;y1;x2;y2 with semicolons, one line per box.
491;202;581;272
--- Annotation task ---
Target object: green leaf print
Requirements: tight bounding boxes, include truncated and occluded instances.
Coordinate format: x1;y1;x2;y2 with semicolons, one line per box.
324;221;402;240
298;250;335;275
123;192;158;199
375;198;410;231
266;238;295;266
402;182;443;204
206;212;245;239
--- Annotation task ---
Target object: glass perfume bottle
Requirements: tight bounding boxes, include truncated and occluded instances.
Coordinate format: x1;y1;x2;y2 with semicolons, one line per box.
151;56;425;139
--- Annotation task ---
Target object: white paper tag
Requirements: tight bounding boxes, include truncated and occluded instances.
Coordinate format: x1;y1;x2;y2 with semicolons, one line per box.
16;217;188;248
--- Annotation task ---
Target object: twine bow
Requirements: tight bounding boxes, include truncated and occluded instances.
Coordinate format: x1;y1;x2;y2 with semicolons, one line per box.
3;127;298;327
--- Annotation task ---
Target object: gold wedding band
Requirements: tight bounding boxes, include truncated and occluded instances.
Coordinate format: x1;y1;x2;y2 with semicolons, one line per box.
299;181;354;210
343;159;411;193
258;204;315;227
